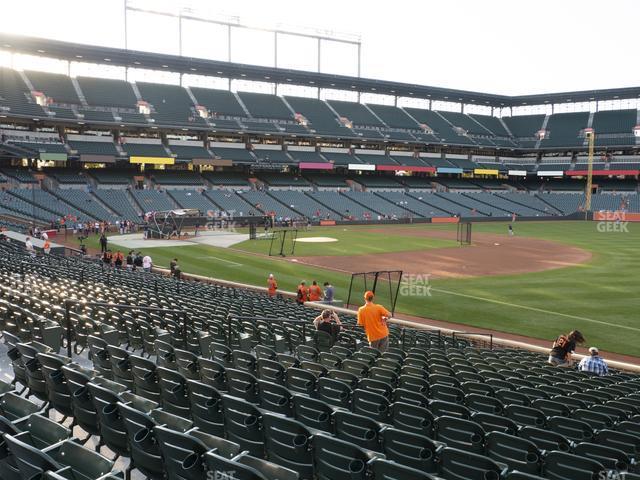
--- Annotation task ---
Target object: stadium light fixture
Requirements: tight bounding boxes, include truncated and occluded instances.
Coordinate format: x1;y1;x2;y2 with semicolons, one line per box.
134;61;141;65
217;71;223;74
190;68;196;71
75;55;83;58
37;49;45;53
240;73;246;77
161;65;168;68
264;76;270;79
104;58;111;62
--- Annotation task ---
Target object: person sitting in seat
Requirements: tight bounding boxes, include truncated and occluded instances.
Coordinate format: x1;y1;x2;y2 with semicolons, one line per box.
548;330;585;367
578;347;609;376
313;309;342;344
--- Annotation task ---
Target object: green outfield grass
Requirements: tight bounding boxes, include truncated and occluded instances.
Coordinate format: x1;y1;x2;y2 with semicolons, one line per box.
88;221;640;356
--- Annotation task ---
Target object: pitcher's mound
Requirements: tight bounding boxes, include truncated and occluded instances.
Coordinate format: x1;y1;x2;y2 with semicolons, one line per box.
295;237;338;243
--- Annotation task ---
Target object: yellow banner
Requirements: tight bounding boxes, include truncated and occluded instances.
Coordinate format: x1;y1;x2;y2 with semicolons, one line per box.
474;168;499;176
129;156;174;165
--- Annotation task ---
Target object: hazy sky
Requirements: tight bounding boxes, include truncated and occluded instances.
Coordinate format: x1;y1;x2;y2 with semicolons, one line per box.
1;0;639;96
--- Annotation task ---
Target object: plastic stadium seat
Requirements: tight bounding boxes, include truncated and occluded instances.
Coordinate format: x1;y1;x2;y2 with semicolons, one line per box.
300;361;328;378
286;368;317;396
205;451;299;480
573;442;631;471
465;393;505;415
225;368;260;404
87;335;113;380
129;355;160;402
257;358;287;385
352;389;391;422
318;352;342;369
258;379;293;416
430;400;472;419
496;389;531;407
61;365;99;436
542;451;606;480
334;410;384;451
105;345;133;390
156;367;191;417
186;380;225;436
317;377;352;409
5;435;113;480
381;427;439;473
518;426;571;452
393;387;429;407
155;425;239;480
291;394;334;433
485;431;541;474
572;408;615;430
88;379;155;457
398;374;430;395
233;350;258;376
505;404;547;428
0;392;42;422
472;412;519;435
198;358;227;391
312;434;376;480
595;429;640;458
262;413;314;479
173;348;201;380
221;394;265;457
368;458;437;480
547;416;594;443
17;342;50;402
438;447;506;480
296;345;319;362
328;370;360;390
390;402;435;438
616;420;640;437
341;359;370;377
434;415;486;454
531;398;570;418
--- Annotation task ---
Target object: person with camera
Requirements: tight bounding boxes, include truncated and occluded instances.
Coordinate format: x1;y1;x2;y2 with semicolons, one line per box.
313;309;342;344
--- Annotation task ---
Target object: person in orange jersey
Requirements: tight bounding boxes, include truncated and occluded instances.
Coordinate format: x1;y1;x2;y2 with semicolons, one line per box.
296;281;309;304
357;290;391;353
308;280;323;302
43;240;51;255
267;274;278;297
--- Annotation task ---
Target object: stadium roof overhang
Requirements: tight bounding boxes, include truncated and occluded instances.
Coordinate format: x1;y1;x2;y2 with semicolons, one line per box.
2;33;640;108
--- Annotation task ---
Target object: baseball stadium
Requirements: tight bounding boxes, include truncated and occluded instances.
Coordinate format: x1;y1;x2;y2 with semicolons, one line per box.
0;2;639;479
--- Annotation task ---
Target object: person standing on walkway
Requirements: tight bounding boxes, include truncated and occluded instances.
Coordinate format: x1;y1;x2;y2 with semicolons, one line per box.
357;291;391;353
267;274;278;297
99;233;108;253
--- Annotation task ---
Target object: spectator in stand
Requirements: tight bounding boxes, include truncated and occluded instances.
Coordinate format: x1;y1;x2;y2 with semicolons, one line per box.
267;274;278;297
142;253;152;273
172;260;181;279
313;309;342;344
357;291;391;353
25;237;35;257
170;258;178;275
296;281;309;305
578;347;609;376
102;250;113;266
548;330;585;367
133;252;143;271
308;280;323;302
126;251;134;270
113;250;124;269
323;282;334;303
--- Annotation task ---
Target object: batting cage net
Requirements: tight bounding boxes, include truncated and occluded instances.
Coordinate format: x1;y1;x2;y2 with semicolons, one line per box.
268;229;298;256
346;270;403;316
457;221;472;246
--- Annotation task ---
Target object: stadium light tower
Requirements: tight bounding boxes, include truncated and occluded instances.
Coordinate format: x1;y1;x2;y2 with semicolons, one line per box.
583;127;595;219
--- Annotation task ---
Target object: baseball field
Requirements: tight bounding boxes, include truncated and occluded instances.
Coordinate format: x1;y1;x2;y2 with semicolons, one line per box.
88;220;639;358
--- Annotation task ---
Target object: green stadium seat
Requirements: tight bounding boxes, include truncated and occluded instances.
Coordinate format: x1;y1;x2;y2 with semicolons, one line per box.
261;413;314;478
434;415;486;454
438;447;506;480
542;451;606;480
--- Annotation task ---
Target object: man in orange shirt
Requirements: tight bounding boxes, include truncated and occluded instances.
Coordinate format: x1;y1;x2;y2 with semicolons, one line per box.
267;274;278;297
357;291;391;353
308;280;323;302
296;281;309;304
